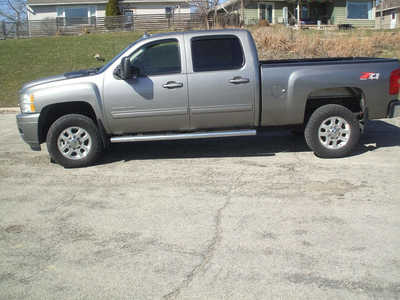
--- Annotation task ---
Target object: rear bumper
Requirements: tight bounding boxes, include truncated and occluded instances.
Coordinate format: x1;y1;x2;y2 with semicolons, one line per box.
16;113;41;151
387;100;400;118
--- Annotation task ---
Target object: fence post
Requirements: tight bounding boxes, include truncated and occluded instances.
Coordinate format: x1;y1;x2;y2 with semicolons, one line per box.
27;18;31;38
16;21;20;38
1;21;6;39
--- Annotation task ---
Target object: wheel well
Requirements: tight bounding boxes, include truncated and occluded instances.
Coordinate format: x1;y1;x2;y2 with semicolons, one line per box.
38;102;97;144
304;87;365;125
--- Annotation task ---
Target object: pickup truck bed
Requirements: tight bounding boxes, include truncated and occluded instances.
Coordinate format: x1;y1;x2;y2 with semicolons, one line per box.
260;57;400;127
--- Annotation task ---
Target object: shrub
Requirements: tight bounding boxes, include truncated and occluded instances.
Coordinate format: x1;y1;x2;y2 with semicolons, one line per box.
106;0;120;16
252;26;400;60
258;19;270;27
105;0;122;29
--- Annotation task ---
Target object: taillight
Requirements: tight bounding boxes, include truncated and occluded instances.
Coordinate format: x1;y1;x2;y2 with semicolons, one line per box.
389;68;400;95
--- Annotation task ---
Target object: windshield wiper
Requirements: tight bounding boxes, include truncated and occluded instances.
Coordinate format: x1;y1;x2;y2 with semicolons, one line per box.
87;66;103;74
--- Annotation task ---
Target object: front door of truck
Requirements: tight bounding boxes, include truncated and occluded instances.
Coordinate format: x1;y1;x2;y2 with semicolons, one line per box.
103;37;189;134
185;34;255;130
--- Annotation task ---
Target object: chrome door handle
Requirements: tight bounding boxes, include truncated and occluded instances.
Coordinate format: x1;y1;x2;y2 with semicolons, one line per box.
163;81;183;89
229;77;250;84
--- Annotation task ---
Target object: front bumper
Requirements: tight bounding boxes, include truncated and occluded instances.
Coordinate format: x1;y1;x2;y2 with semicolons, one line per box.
388;100;400;118
16;113;41;151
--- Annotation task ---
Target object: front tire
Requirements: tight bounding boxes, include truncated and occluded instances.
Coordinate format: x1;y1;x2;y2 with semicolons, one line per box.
305;104;360;158
46;114;103;168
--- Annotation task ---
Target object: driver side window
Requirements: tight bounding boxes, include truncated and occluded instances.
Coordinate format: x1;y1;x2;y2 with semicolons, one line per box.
129;39;181;76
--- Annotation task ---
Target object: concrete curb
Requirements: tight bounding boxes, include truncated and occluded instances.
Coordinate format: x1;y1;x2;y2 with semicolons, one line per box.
0;107;19;114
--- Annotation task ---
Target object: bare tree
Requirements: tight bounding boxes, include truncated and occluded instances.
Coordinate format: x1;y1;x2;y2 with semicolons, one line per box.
189;0;219;29
189;0;209;29
211;0;219;26
0;0;27;38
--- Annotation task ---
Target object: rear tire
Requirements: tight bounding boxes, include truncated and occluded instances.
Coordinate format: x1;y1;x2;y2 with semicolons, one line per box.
46;114;103;168
304;104;360;158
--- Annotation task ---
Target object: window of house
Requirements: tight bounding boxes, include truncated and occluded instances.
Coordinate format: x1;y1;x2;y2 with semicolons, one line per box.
294;4;309;20
165;7;173;17
259;3;273;23
301;4;309;19
129;39;181;76
191;36;244;72
123;8;135;24
347;1;373;19
66;7;87;18
123;8;136;17
89;6;96;18
57;6;96;25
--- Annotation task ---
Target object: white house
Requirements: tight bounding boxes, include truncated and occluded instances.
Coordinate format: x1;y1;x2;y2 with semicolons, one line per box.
27;0;191;21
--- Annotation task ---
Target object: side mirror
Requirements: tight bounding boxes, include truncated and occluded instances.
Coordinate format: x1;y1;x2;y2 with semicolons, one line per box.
119;57;138;80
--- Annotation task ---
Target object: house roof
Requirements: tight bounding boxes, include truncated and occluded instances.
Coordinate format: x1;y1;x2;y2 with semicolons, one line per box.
27;0;189;6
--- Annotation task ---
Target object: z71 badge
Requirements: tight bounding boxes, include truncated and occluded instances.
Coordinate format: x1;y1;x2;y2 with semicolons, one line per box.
360;72;380;80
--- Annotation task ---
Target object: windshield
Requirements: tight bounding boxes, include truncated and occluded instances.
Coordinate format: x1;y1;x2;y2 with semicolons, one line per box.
97;38;144;74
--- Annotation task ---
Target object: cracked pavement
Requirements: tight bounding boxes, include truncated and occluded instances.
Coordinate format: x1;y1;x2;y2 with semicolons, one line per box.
1;113;400;299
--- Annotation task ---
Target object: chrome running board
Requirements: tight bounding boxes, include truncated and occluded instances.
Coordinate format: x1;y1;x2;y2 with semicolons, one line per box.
110;129;256;143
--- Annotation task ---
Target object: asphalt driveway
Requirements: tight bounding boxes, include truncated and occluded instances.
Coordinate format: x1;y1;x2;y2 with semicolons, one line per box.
1;113;400;299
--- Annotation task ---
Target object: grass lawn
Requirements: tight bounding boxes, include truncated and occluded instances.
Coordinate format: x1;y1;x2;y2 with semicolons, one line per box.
0;31;143;107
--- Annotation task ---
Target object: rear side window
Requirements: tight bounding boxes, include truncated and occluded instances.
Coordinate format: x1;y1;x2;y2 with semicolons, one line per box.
191;36;244;72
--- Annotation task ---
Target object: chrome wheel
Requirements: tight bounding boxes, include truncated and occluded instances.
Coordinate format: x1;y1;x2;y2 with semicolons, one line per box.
57;126;92;160
318;116;351;149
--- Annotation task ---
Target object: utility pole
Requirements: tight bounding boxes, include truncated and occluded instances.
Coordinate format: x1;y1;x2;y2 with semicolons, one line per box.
240;0;244;25
297;0;301;27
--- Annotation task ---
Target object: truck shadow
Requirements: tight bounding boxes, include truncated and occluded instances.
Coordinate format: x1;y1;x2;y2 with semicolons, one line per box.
98;120;400;164
356;119;400;154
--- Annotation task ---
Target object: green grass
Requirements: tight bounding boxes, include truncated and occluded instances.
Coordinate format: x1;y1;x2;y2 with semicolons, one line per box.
0;31;143;107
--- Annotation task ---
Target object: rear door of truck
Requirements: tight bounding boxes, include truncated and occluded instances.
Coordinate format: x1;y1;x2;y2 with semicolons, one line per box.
184;32;255;130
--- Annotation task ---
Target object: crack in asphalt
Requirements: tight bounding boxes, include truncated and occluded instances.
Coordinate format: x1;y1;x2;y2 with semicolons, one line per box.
286;273;400;297
162;173;244;300
148;240;204;258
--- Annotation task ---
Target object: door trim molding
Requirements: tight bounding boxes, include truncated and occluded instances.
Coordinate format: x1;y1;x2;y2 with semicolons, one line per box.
111;107;187;119
190;104;253;115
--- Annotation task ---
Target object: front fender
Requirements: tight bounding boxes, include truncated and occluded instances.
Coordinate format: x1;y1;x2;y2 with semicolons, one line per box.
34;82;104;122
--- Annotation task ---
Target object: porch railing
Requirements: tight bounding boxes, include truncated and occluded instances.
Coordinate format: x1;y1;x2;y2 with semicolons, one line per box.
376;0;400;11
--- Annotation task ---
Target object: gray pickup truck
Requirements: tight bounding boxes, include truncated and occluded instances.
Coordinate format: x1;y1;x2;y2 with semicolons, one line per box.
17;29;400;168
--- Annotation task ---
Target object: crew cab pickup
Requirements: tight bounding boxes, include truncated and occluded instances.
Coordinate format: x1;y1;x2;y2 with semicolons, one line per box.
16;29;400;168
